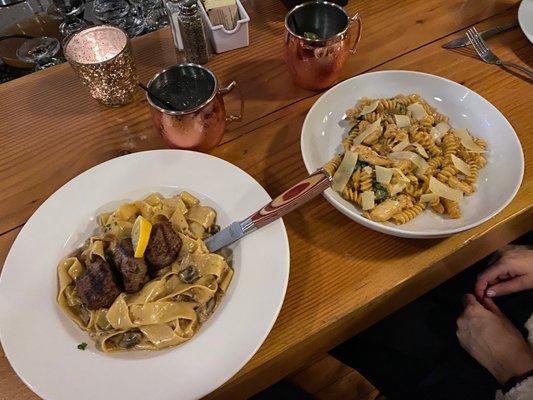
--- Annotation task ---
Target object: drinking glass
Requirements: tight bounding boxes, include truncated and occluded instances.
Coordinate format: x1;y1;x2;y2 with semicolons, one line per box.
130;0;168;32
16;36;62;70
92;0;130;22
48;0;88;38
121;5;146;37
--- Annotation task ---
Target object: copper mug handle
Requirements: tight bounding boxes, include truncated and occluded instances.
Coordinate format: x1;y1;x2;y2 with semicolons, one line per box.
219;81;244;123
349;12;363;54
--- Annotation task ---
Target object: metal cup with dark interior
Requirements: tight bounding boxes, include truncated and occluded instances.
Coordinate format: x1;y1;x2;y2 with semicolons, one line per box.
284;1;362;90
147;64;244;152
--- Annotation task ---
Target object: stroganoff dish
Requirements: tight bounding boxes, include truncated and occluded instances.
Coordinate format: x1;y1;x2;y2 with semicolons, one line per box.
57;192;233;352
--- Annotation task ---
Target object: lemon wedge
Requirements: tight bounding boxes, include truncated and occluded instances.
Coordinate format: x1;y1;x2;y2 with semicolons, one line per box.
131;215;152;258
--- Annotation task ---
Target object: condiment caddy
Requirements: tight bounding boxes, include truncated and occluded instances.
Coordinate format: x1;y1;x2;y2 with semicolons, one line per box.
199;0;250;54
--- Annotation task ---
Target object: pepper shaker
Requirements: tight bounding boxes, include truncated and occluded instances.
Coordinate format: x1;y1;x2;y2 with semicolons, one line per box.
175;0;210;64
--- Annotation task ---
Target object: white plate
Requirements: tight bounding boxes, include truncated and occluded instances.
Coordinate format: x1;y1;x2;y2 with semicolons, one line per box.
301;71;524;238
0;150;289;400
519;0;533;44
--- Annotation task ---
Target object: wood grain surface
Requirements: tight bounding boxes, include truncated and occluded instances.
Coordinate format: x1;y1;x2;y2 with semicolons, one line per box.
0;0;531;399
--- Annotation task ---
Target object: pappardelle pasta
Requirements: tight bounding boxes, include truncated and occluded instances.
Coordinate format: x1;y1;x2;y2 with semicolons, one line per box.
324;94;487;224
57;192;233;352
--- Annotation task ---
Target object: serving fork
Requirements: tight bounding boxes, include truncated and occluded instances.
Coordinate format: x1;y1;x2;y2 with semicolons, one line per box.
465;27;533;79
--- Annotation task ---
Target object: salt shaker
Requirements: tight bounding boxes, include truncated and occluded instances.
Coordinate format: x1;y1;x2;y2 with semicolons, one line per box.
165;0;184;50
175;0;210;64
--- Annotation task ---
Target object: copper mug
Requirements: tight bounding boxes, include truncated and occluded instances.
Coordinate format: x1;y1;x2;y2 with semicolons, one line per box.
284;1;362;90
147;64;243;152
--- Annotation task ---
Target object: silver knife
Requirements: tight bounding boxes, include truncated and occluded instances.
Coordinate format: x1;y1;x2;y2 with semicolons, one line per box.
204;169;332;252
442;20;518;49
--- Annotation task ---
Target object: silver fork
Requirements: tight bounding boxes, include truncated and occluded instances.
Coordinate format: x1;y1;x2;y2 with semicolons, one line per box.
466;27;533;79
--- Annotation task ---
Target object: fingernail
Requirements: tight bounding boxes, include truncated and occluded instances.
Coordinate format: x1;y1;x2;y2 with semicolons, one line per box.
486;290;496;297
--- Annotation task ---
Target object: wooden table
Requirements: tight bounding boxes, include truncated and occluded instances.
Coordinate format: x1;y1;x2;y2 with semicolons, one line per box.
0;0;531;398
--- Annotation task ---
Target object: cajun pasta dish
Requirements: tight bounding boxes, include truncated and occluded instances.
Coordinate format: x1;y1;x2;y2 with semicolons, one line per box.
57;192;233;352
324;94;488;224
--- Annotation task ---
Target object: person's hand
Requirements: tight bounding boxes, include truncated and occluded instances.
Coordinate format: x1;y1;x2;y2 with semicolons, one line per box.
457;294;533;384
475;245;533;299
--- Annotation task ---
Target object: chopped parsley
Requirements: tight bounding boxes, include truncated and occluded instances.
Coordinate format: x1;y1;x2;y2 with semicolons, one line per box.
303;31;319;40
77;342;88;351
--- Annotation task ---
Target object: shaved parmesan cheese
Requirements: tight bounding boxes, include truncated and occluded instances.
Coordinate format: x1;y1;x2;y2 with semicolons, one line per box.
451;154;471;176
394;114;411;128
392;139;410;152
375;165;393;184
361;190;375;210
436;122;450;133
429;176;463;203
389;151;429;175
353;118;382;146
389;182;406;196
358;100;379;116
420;193;438;203
430;127;442;142
331;151;359;192
412;142;429;158
454;128;485;153
407;103;427;120
430;123;450;142
392;168;410;183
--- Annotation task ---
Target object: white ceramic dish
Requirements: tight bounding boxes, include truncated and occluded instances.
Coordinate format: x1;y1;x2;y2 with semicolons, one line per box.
0;150;289;400
519;0;533;44
301;70;524;238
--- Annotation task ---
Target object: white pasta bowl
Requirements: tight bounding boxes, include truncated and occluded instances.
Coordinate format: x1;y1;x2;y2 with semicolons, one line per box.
300;70;524;238
0;150;289;400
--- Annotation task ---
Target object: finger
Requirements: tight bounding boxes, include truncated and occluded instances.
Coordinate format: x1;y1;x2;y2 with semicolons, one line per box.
462;294;483;316
462;293;477;308
480;297;503;315
486;277;527;297
475;260;509;298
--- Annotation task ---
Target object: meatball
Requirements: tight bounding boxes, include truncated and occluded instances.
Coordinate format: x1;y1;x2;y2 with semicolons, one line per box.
75;258;120;310
145;221;182;270
112;238;149;293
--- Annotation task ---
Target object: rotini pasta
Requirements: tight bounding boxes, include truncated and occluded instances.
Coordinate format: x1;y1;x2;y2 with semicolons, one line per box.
325;94;488;225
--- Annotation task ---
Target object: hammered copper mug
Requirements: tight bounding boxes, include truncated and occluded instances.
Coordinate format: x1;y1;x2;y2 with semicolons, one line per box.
147;64;243;152
284;1;362;90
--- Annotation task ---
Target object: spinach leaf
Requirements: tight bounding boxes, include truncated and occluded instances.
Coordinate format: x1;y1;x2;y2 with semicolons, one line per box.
396;103;407;115
373;182;389;202
355;160;369;170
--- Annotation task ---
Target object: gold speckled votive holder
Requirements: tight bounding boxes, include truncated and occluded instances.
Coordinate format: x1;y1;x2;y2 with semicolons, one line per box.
65;26;138;107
